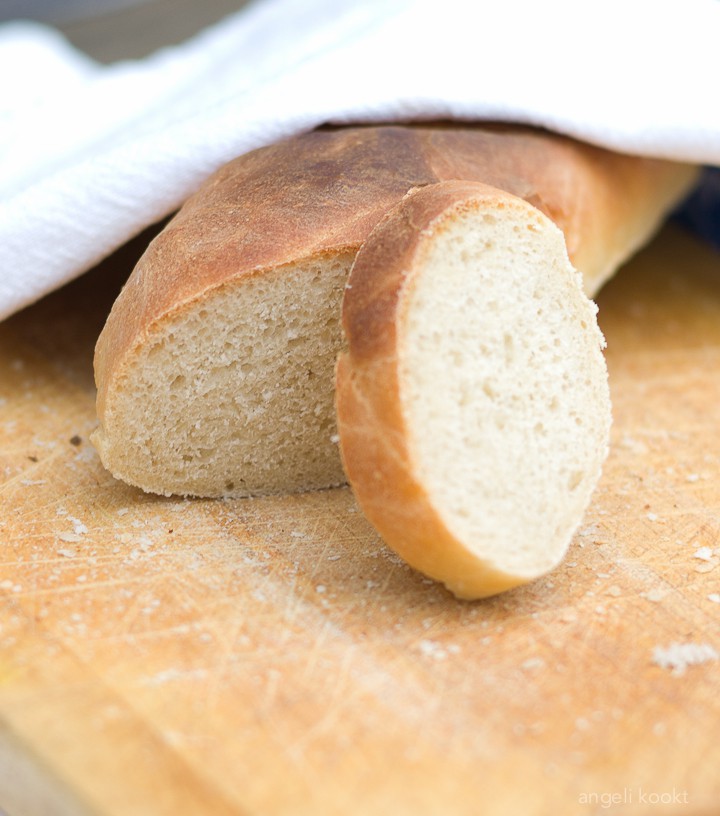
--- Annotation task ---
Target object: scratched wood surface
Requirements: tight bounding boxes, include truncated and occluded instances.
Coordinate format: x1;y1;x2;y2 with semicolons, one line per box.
0;223;719;816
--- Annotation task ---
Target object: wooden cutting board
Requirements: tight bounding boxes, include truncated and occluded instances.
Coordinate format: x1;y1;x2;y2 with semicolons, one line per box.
0;223;719;816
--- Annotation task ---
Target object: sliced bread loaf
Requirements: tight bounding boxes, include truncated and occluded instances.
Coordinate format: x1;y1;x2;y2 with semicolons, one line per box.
91;125;696;499
336;180;610;598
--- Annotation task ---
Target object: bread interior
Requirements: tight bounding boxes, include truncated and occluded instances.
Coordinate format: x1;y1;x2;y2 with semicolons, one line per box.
399;203;610;576
96;252;353;497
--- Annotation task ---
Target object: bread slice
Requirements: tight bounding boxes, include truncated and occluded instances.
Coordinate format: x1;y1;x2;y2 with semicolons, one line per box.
91;125;697;499
336;181;611;599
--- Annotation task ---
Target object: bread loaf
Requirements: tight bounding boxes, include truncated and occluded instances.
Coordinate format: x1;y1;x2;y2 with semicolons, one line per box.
92;125;696;506
336;180;611;598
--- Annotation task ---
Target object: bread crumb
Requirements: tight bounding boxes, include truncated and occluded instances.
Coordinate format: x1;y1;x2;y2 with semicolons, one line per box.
708;593;720;604
418;639;449;660
652;642;719;676
577;523;600;538
68;517;88;535
646;512;659;522
137;535;154;551
686;473;700;482
693;546;714;561
57;548;77;558
58;533;83;544
643;589;667;603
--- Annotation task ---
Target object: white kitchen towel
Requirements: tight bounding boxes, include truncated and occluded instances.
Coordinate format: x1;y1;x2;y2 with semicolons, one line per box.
1;0;720;321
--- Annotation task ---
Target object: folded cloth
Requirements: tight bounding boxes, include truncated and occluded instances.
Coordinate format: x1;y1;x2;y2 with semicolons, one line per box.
1;0;719;322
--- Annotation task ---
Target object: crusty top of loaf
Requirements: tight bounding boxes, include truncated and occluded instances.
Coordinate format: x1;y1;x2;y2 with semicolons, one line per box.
94;124;696;420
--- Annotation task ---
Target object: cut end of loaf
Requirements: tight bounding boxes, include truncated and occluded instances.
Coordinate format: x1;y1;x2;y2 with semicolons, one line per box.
403;199;610;585
337;181;611;599
93;253;354;497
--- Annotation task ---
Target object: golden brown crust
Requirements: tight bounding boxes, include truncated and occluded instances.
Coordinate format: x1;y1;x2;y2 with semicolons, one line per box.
94;124;697;428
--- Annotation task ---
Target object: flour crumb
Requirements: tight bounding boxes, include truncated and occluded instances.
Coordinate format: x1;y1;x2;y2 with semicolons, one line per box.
646;512;659;522
652;642;719;676
708;593;720;604
686;473;700;483
418;639;449;660
68;517;88;535
578;523;600;538
58;532;83;544
643;589;667;603
693;546;714;561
